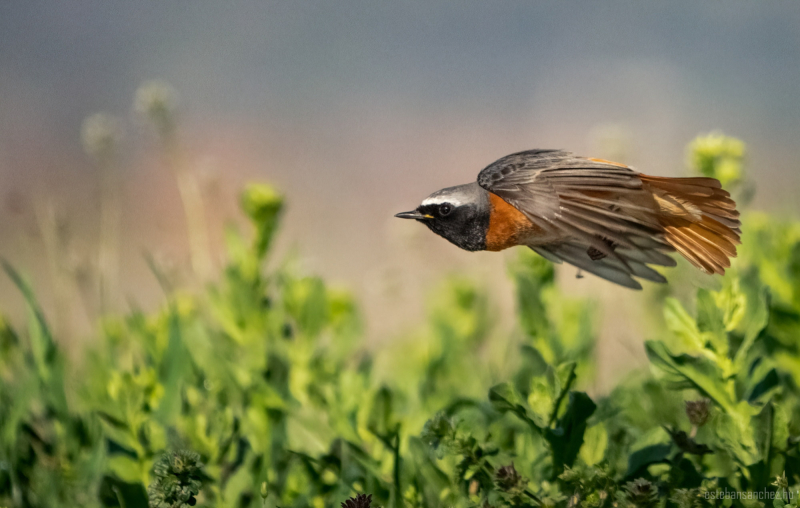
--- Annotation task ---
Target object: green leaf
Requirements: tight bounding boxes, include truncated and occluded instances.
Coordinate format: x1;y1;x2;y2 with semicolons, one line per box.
545;391;596;476
733;269;770;371
108;455;145;484
645;341;734;413
511;249;553;340
747;369;780;403
714;410;760;466
367;386;397;440
527;363;576;428
156;309;190;424
579;423;608;466
222;463;253;506
696;289;728;357
2;260;68;416
284;276;328;337
713;279;746;332
790;241;800;305
99;476;149;508
751;404;776;489
408;437;452;492
752;401;789;464
489;382;542;433
663;298;704;352
625;443;671;479
512;345;549;396
551;362;577;423
527;373;555;428
3;261;55;377
222;224;258;282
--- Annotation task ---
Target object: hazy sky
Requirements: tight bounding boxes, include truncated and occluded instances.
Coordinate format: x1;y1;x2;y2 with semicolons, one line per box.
2;2;799;159
1;2;799;381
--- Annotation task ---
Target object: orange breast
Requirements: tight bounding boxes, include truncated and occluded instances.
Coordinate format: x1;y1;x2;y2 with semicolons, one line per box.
485;193;540;251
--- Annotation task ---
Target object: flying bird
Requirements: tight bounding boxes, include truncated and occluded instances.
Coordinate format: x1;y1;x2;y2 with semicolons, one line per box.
395;150;740;289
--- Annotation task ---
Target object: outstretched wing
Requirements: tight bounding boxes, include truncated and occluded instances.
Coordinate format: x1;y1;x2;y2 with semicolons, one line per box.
477;150;676;289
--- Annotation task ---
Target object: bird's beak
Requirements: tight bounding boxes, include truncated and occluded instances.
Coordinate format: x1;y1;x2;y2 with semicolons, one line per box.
394;210;433;220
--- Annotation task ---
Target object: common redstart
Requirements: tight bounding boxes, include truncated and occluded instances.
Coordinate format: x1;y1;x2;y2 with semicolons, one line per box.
395;150;740;289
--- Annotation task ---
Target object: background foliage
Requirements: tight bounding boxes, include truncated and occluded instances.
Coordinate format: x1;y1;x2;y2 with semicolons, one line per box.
2;131;800;508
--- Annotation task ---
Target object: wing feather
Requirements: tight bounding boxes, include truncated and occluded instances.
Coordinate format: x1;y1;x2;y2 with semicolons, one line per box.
477;150;676;288
533;244;643;290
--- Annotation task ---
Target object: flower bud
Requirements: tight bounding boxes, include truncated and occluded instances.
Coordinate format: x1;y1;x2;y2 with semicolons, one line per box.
687;132;745;189
241;183;284;258
81;113;121;161
773;472;789;490
134;80;178;138
496;463;528;492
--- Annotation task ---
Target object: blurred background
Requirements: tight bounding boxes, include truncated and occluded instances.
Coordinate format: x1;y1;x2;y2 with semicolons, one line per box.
0;1;798;388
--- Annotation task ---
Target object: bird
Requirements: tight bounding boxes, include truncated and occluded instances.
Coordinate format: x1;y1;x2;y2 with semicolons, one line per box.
395;149;741;289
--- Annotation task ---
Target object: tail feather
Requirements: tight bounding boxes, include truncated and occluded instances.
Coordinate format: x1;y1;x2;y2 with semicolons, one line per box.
694;202;739;219
641;174;741;275
700;216;742;245
664;227;723;274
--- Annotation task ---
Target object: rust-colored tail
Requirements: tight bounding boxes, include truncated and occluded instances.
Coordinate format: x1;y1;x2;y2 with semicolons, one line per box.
641;175;741;275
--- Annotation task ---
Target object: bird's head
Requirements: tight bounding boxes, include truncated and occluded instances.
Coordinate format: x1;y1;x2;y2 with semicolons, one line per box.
395;182;490;251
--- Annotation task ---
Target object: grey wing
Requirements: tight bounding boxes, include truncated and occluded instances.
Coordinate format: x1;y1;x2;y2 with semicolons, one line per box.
477;150;676;289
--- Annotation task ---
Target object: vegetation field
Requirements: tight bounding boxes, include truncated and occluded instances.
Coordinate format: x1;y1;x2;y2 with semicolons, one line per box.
2;98;800;508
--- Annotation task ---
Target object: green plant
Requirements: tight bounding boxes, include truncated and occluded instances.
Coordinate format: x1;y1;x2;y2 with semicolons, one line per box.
136;80;212;280
82;112;123;310
2;114;799;508
148;451;205;508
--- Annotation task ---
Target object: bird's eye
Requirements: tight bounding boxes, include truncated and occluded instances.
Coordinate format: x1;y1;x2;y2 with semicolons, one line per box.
439;203;452;216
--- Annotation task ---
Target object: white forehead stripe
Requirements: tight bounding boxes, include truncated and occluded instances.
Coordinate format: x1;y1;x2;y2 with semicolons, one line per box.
421;196;463;207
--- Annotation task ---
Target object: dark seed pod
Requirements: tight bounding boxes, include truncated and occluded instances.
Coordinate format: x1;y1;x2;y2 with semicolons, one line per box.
623;478;659;508
496;463;527;492
685;399;711;427
341;493;373;508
